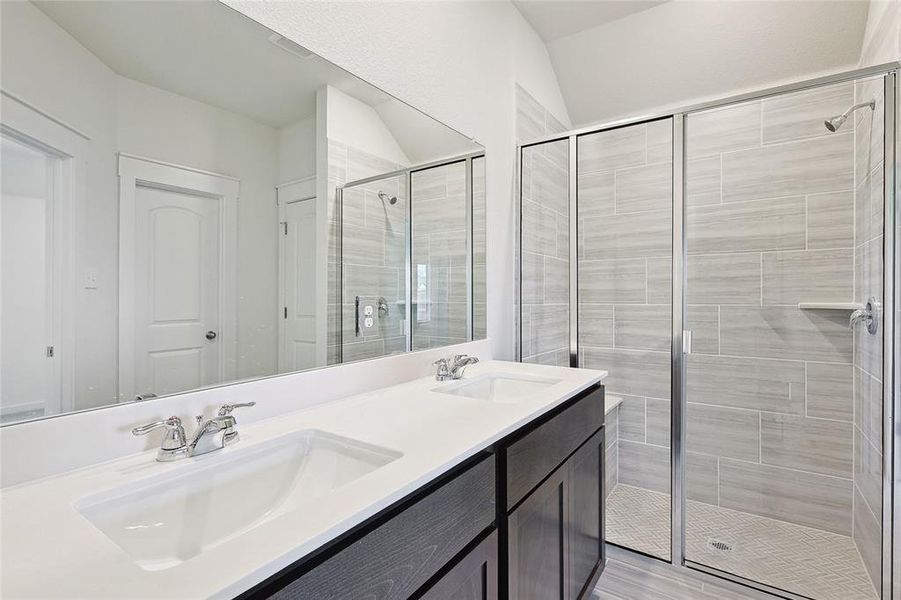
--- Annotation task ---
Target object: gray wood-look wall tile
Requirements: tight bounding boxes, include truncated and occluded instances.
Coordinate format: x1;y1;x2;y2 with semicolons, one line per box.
344;264;400;302
614;304;671;351
760;413;852;478
852;485;882;592
579;304;614;348
686;254;761;304
645;398;669;447
579;126;646;174
686;354;805;414
605;442;618;502
515;85;546;143
854;307;883;377
719;306;852;363
617;394;646;442
853;78;884;186
579;259;647;303
646;119;673;164
544;256;569;303
528;304;568;356
578;171;615;219
806;362;853;421
606;405;619;448
718;459;852;535
581;347;671;400
582;210;672;260
618;440;669;493
687;403;760;461
853;367;883;453
761;82;854;144
686;305;719;354
686;101;762;158
807;191;854;249
522;198;558;256
615;162;672;214
854;426;883;521
687;452;719;505
521;252;543;304
761;248;853;305
687;196;806;254
686;156;722;207
646;258;671;304
722;133;853;203
528;152;568;215
855;170;884;246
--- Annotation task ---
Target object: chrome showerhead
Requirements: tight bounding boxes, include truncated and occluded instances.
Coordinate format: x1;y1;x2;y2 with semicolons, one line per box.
824;99;875;132
824;114;847;132
378;191;398;205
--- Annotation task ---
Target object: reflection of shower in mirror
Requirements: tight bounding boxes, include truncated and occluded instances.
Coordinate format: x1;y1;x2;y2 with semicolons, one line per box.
378;191;398;205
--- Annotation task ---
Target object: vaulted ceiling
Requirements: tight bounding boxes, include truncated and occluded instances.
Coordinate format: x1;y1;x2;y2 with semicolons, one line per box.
517;0;870;127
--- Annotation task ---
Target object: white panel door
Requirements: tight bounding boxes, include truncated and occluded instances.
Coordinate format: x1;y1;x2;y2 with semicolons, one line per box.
133;185;220;397
281;197;317;372
0;134;57;420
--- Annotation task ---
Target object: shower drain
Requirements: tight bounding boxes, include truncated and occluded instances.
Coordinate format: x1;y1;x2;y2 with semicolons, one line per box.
706;538;734;553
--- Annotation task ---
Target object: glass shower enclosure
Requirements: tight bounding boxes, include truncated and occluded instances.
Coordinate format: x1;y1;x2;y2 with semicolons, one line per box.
337;153;485;364
518;65;898;600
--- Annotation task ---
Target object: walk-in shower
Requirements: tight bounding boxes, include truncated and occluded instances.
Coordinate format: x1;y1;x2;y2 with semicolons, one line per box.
335;153;486;364
518;64;899;600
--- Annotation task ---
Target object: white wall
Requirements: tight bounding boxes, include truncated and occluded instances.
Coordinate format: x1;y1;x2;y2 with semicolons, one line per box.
115;76;283;383
225;0;570;362
546;0;871;126
1;1;319;409
859;0;901;67
2;0;121;410
324;85;410;166
278;117;317;184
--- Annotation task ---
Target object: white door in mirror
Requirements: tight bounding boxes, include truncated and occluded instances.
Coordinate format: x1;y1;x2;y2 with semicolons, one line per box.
134;185;220;397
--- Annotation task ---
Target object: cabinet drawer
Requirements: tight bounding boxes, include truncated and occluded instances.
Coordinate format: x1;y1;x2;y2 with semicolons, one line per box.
506;386;604;510
270;456;495;599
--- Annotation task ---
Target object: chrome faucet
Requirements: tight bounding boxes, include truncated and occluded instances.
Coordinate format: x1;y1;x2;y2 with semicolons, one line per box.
434;354;479;382
132;402;255;462
850;297;879;335
450;354;479;379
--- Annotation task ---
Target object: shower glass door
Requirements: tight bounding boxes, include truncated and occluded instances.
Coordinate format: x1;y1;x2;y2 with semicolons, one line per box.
576;119;674;560
682;75;886;600
339;173;408;362
411;160;468;349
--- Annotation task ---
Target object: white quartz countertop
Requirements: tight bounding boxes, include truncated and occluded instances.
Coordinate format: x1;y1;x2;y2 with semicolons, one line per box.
1;360;605;599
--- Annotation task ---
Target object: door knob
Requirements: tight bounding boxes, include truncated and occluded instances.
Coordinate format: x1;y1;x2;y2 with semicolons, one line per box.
206;330;218;340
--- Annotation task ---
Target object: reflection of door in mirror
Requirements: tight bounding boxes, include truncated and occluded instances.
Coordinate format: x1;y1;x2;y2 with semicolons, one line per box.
277;177;321;373
0;134;61;423
118;155;239;403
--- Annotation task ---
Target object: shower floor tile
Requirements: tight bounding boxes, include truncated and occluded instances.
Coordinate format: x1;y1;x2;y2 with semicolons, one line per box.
606;484;878;600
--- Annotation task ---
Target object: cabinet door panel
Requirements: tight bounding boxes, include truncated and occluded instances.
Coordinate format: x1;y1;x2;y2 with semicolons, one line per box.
508;469;567;600
421;531;498;600
568;429;604;599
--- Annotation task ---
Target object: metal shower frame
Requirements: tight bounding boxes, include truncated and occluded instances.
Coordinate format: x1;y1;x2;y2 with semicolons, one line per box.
516;61;901;599
337;151;484;361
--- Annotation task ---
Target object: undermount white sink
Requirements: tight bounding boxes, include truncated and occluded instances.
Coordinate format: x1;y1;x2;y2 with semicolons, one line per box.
432;372;562;403
75;430;401;571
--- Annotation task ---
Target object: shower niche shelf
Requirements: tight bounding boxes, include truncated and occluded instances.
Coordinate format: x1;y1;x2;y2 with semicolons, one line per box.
797;302;863;311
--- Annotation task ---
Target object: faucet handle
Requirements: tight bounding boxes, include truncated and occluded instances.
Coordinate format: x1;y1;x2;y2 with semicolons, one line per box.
217;402;256;417
132;416;183;437
132;416;188;461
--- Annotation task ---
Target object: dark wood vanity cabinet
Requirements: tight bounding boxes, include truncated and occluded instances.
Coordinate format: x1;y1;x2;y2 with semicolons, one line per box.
243;384;604;600
503;386;606;600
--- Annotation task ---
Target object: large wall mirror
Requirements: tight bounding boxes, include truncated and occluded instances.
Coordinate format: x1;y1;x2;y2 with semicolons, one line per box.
0;0;485;425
